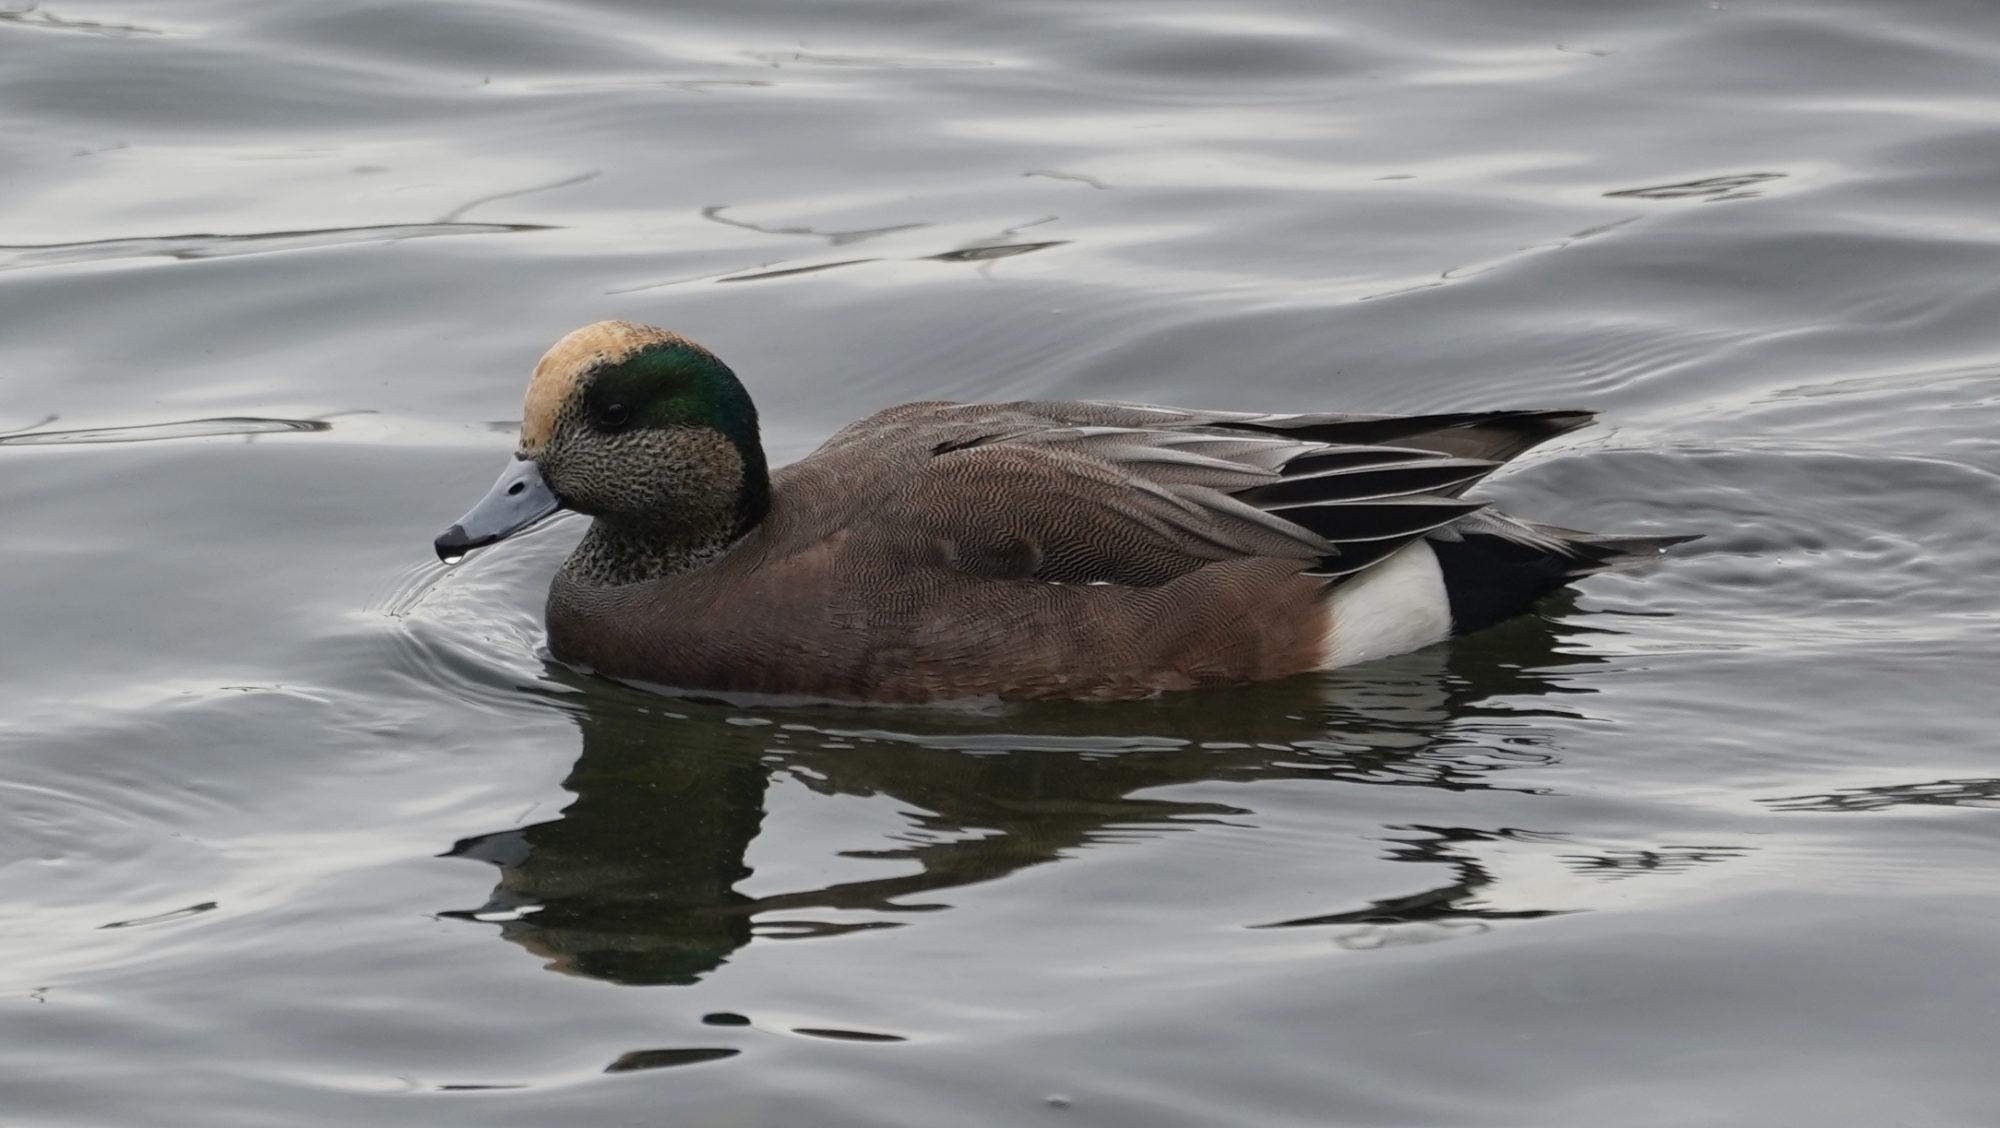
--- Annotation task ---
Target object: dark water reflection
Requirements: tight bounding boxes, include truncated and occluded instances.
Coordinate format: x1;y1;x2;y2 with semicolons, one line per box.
443;618;1630;988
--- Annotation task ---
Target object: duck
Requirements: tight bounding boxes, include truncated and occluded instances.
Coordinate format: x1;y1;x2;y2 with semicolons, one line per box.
435;321;1691;703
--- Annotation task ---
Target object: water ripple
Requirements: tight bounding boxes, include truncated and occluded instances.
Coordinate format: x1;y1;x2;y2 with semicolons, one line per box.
0;416;330;445
0;221;549;271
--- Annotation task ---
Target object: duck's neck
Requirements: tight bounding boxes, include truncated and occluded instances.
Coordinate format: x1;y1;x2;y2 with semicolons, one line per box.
557;453;771;589
559;516;741;589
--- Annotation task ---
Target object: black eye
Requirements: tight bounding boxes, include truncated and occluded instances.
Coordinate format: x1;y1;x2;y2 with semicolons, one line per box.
596;402;631;431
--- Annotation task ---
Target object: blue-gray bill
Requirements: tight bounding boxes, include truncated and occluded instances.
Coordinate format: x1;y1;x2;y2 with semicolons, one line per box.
434;456;562;563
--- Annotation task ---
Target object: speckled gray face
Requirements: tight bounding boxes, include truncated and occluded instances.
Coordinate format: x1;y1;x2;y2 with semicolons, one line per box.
535;414;746;526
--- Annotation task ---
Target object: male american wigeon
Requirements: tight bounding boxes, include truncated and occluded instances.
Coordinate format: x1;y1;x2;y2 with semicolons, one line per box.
436;321;1691;703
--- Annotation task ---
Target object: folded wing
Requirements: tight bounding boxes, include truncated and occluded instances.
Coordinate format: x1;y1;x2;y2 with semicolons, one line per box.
872;401;1595;587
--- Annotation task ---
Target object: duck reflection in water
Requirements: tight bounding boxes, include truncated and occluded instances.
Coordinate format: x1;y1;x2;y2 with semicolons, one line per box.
441;608;1622;987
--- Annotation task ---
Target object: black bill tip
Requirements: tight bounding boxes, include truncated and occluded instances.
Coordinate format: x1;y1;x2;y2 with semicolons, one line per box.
434;524;494;563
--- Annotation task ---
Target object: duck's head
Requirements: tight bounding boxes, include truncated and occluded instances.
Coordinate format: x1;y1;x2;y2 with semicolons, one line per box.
434;321;769;563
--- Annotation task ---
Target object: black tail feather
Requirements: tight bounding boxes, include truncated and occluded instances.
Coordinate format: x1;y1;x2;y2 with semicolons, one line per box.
1275;498;1486;543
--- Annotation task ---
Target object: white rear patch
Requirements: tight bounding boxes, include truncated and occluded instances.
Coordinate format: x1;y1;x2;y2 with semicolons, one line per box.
1319;541;1453;669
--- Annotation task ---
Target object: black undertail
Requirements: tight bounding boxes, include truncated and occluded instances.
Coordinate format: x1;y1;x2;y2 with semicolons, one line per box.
1427;530;1700;634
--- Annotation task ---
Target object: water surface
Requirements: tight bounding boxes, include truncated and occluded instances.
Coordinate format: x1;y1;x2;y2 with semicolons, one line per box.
5;1;2000;1124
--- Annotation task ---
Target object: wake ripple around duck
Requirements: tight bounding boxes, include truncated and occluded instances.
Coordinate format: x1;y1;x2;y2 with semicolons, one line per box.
364;519;581;722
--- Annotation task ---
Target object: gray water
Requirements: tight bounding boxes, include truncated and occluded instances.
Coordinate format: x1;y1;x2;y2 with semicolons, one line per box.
5;1;2000;1124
